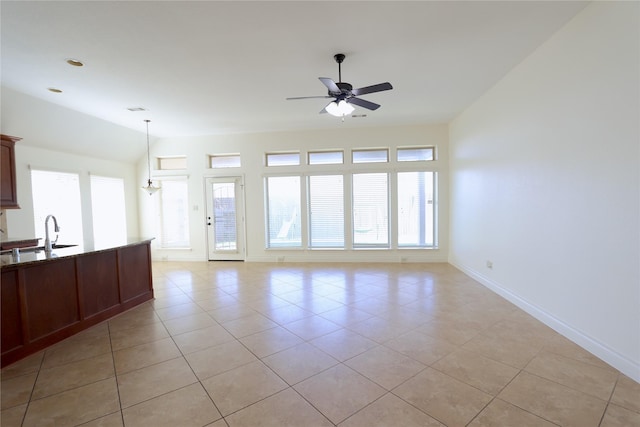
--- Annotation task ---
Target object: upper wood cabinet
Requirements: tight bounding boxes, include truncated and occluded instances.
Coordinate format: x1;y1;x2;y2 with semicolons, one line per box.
1;134;21;209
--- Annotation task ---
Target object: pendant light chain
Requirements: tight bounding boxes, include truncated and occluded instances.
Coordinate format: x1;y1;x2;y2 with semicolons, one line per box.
145;119;151;183
141;119;159;195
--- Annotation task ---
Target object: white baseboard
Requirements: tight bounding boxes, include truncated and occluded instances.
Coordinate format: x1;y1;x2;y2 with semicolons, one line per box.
450;260;640;383
246;254;450;263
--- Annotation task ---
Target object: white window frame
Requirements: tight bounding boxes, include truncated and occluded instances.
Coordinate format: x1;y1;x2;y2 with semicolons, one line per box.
30;168;84;246
352;172;390;248
155;176;191;249
397;171;436;248
90;174;127;248
307;174;345;249
264;175;303;249
261;145;439;252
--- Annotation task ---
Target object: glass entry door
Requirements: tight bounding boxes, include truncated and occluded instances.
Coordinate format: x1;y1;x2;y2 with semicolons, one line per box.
205;177;245;261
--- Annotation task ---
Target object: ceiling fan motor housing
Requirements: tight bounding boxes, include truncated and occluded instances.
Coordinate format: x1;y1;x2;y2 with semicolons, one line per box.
332;82;353;98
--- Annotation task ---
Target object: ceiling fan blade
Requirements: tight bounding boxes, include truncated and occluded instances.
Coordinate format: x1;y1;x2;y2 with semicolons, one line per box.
348;97;380;111
351;82;393;96
319;101;333;114
319;77;341;93
286;96;332;100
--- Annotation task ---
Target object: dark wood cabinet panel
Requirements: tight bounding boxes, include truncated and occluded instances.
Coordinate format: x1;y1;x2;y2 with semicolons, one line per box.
1;270;23;352
23;258;79;340
119;244;152;302
1;134;21;209
77;251;120;319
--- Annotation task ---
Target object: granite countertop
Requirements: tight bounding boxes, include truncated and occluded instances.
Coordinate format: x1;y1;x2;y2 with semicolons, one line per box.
0;237;42;244
0;237;154;268
0;237;42;250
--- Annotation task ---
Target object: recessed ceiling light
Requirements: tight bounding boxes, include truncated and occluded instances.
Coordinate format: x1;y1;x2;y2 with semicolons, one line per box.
48;88;63;93
66;59;84;67
127;107;147;112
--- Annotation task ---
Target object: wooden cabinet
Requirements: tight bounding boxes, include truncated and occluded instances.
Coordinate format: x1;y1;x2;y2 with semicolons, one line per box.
1;134;21;209
1;241;154;367
1;269;23;354
77;250;120;319
23;258;80;340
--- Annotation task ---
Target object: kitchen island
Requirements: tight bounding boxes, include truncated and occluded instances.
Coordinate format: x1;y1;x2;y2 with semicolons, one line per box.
1;238;154;367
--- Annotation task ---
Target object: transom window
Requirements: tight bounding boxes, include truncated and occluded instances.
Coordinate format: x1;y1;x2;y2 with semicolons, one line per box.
352;149;388;164
210;154;241;168
397;147;434;162
308;151;344;165
157;156;187;170
266;152;300;166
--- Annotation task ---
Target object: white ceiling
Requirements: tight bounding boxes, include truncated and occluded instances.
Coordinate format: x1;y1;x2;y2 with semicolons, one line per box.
1;1;587;160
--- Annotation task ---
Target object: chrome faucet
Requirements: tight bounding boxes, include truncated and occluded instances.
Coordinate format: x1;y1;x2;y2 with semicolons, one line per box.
44;215;60;253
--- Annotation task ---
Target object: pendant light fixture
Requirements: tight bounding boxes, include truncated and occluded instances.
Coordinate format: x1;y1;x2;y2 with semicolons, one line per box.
141;119;159;195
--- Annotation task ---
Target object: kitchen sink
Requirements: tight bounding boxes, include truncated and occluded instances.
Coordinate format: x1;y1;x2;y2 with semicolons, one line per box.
37;244;77;250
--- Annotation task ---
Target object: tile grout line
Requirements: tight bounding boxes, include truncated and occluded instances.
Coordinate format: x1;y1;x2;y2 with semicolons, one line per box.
597;373;621;427
17;347;46;426
106;320;126;427
157;305;227;426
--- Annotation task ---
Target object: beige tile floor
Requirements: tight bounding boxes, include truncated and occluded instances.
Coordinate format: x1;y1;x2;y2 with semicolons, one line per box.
2;261;639;427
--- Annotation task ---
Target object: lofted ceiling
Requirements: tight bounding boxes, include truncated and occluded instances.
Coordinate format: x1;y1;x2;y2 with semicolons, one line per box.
1;1;587;161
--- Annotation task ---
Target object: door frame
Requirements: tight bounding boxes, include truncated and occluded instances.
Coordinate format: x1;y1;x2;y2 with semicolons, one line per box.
205;176;246;261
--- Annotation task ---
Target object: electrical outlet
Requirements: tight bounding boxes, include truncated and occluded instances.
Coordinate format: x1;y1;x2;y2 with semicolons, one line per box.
486;260;493;269
277;256;285;263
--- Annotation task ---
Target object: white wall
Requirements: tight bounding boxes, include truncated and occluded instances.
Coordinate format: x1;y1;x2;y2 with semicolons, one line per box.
140;124;449;263
1;90;142;247
5;145;140;249
1;87;147;164
449;2;639;381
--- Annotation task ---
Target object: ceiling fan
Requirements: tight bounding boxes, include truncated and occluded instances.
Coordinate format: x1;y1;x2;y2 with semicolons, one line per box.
286;53;393;117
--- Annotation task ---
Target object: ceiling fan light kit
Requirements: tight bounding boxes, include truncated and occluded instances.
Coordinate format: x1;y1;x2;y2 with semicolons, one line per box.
326;99;354;117
286;53;393;118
